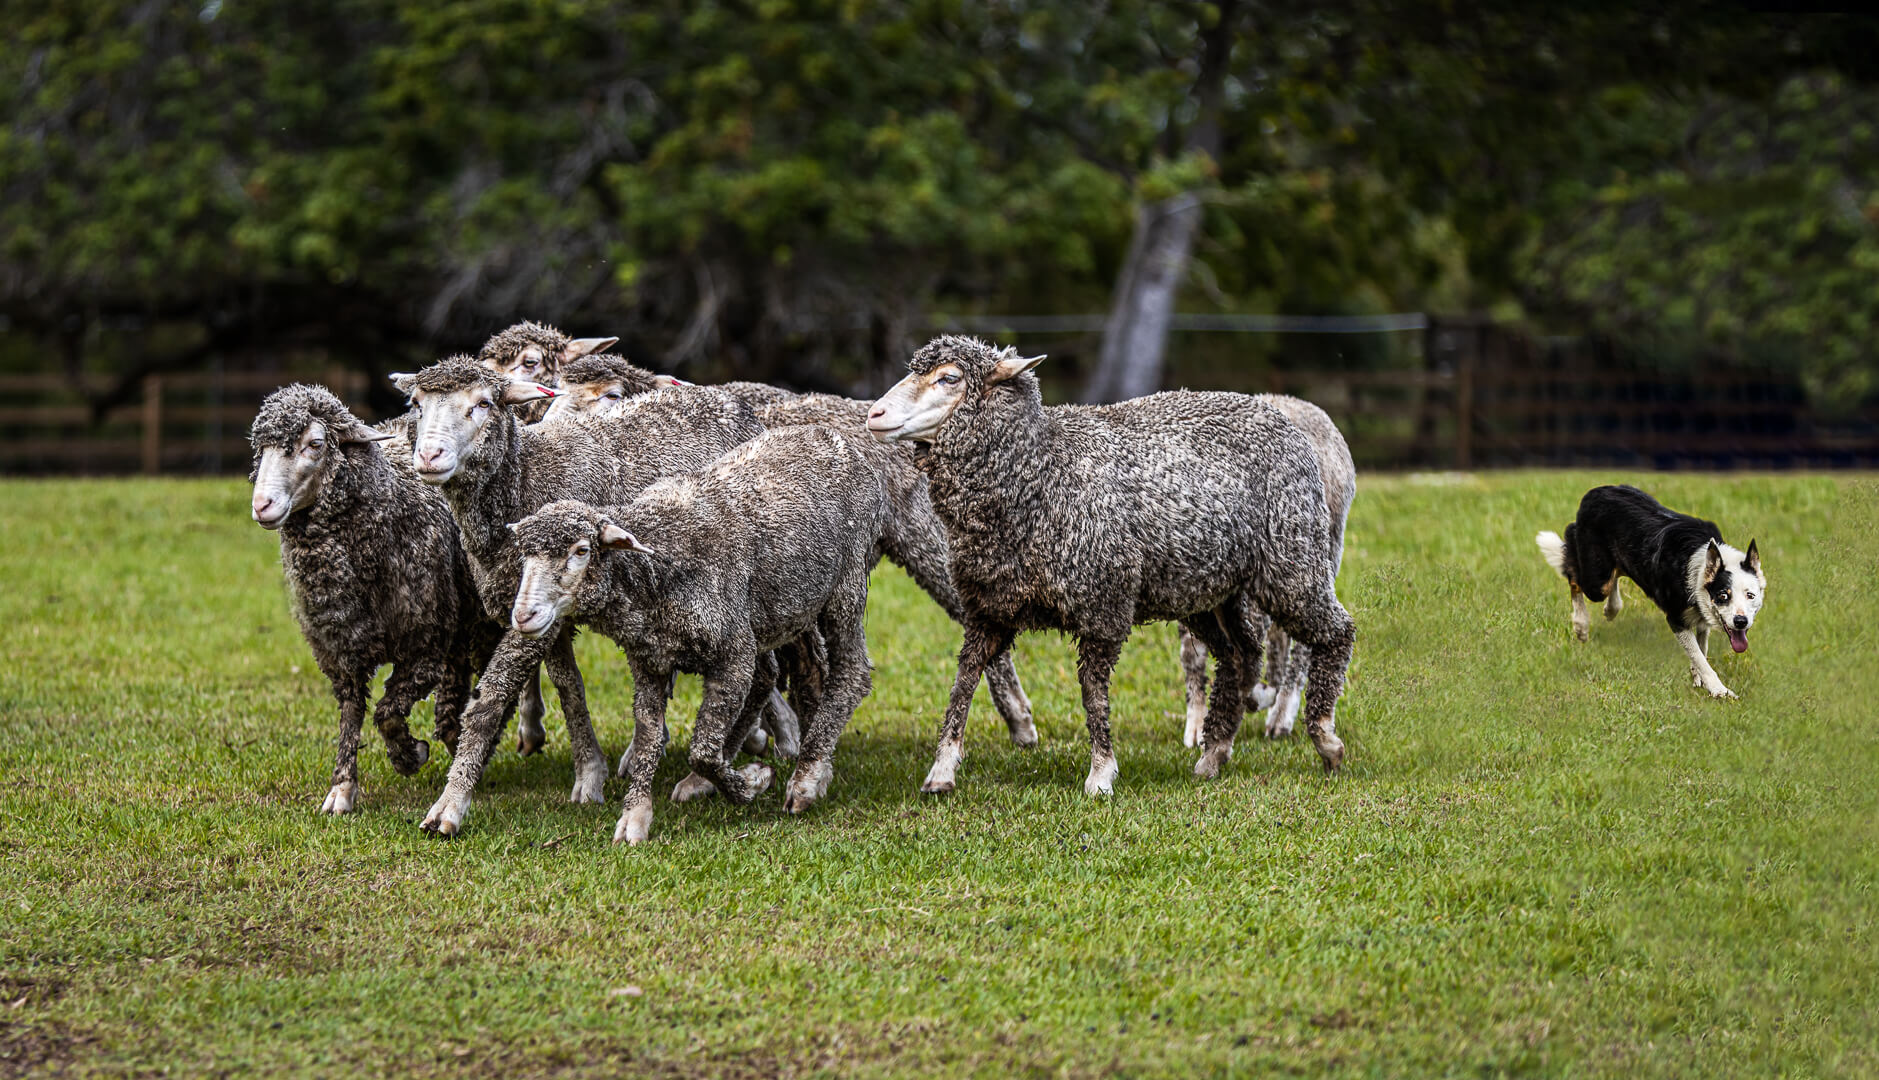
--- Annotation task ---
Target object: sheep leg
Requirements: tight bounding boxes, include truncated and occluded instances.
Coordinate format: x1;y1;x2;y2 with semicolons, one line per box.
543;626;607;805
786;585;873;814
674;653;777;803
1265;638;1309;739
372;662;436;777
432;658;475;756
759;646;801;759
420;631;550;837
984;648;1037;748
611;662;672;844
321;670;369;815
617;671;674;778
515;665;547;755
1179;627;1210;749
922;623;1014;795
1183;610;1248;779
1290;590;1355;772
1245;612;1279;714
1075;635;1127;796
686;659;772;807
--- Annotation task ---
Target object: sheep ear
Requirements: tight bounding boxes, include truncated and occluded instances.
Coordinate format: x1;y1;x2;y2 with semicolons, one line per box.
389;372;418;397
1744;539;1760;575
337;420;394;444
653;374;688;387
506;522;518;535
501;380;557;405
564;337;618;362
988;353;1046;384
598;522;655;554
1703;539;1724;583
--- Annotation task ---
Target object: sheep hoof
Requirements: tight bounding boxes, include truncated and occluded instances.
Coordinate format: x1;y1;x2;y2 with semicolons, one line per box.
1083;757;1118;797
319;781;357;815
614;804;653;845
739;762;774;796
741;728;769;756
1193;746;1231;780
784;760;834;814
516;723;546;756
670;773;719;803
1249;684;1278;713
1006;718;1039;749
570;761;608;804
1182;709;1204;749
921;744;963;794
420;795;466;837
388;740;428;777
1312;731;1345;772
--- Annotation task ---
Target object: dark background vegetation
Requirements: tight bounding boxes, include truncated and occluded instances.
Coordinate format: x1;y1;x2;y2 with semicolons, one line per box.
2;1;1877;458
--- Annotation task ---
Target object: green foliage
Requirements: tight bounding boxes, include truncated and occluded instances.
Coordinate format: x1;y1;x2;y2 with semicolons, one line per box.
3;474;1877;1074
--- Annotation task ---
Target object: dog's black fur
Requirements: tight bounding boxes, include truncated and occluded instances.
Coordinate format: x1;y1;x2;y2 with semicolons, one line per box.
1537;484;1766;698
1561;485;1743;632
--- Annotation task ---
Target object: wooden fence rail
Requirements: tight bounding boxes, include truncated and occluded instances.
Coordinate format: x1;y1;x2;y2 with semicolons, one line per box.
0;360;1873;474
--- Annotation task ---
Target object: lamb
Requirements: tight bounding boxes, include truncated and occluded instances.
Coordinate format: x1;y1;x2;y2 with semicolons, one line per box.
1179;394;1356;745
867;336;1354;796
247;384;496;815
393;358;767;835
544;358;1039;745
503;425;886;845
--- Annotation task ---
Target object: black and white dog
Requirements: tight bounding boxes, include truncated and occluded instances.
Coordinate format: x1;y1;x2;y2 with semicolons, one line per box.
1536;484;1766;699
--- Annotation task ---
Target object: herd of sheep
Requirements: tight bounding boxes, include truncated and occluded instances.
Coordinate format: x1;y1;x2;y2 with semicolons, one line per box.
247;323;1357;844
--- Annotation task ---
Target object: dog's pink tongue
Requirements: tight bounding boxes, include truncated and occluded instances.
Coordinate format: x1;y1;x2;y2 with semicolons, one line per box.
1727;628;1748;653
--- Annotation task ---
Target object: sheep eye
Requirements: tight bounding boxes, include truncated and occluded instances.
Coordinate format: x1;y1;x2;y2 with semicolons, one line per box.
936;373;959;386
305;440;323;453
474;400;491;412
603;391;622;401
522;358;537;369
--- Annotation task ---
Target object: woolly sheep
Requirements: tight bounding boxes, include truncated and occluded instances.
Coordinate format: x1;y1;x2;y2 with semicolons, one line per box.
393;358;767;835
544;358;1039;745
505;425;885;844
1179;394;1356;745
248;384;496;815
867;336;1354;796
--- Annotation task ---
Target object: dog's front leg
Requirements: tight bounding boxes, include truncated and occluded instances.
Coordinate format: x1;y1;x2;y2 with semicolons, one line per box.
1571;584;1591;642
1676;629;1735;699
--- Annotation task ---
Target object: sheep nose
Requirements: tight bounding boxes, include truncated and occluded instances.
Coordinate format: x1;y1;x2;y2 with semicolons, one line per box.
1733;615;1749;629
867;406;885;420
251;494;275;517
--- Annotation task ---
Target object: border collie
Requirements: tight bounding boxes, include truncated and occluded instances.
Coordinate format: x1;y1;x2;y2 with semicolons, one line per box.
1535;484;1765;699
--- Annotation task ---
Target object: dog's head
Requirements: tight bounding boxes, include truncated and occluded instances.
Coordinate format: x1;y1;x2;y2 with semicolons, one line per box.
1695;539;1765;652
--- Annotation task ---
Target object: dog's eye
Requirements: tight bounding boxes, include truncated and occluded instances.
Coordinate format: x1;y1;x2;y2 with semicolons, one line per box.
1745;592;1755;600
1716;590;1730;603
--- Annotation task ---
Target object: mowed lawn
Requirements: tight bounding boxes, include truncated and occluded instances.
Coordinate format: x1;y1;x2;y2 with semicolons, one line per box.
2;472;1875;1078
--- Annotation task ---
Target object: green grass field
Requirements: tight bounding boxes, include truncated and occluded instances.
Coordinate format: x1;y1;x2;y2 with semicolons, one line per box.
3;472;1875;1077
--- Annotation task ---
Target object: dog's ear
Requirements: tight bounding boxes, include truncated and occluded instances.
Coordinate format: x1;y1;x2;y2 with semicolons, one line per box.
1703;539;1724;584
1743;538;1760;577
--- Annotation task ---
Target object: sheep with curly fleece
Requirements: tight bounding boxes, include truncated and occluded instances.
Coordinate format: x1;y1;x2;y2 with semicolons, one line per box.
394;359;767;835
248;384;497;815
867;336;1354;796
503;425;884;844
1180;393;1356;745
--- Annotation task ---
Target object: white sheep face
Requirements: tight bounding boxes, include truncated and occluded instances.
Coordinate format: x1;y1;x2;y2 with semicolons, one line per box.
250;420;330;529
403;379;554;484
540;378;632;424
867;363;970;443
511;538;592;638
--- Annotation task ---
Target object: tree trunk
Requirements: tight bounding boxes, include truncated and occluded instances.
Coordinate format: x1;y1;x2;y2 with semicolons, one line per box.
1082;193;1203;403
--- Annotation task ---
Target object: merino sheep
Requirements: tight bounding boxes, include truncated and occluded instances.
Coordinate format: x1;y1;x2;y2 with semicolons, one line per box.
477;320;618;390
1180;394;1355;745
505;425;885;845
248;385;496;815
545;360;1039;745
394;359;767;835
867;336;1354;796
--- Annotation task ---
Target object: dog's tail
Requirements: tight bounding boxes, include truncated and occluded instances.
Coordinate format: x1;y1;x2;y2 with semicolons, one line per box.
1535;530;1569;577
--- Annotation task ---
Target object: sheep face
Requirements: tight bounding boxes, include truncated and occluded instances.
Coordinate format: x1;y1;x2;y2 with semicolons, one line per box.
508;502;655;637
248;386;390;529
477;321;617;385
540;377;633;424
868;341;1045;444
393;366;555;484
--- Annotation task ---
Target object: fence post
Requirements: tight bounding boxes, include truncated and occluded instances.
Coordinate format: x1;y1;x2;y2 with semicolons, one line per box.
1455;326;1475;470
141;374;163;475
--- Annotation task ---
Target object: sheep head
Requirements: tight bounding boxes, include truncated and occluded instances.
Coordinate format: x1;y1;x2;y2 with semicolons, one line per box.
392;358;555;484
539;353;680;423
508;500;655;638
868;335;1044;444
477;321;617;386
248;384;390;529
